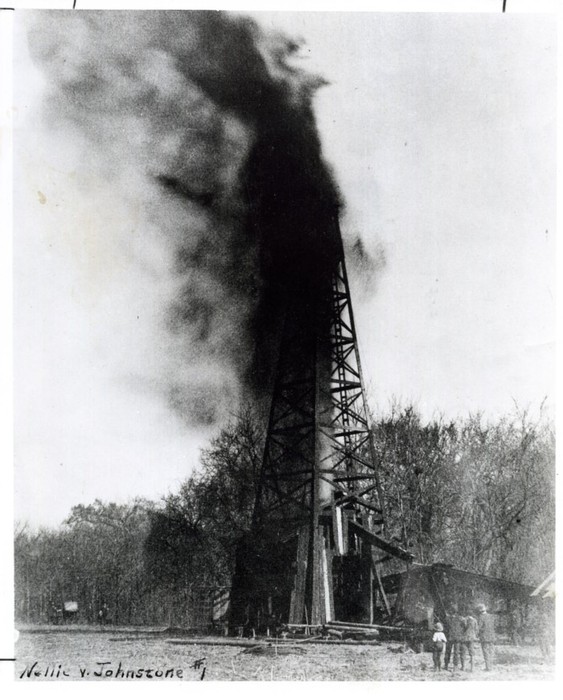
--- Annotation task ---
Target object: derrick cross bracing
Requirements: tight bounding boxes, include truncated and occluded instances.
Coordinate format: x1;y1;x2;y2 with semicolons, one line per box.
230;217;412;631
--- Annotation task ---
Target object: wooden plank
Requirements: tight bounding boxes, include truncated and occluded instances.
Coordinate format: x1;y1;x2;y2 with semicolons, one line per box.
289;526;309;624
322;545;332;623
342;508;349;554
348;520;414;561
334;505;344;554
168;638;384;647
324;626;379;635
374;561;391;617
325;542;335;625
326;621;413;632
309;524;322;625
368;548;374;624
373;554;392;565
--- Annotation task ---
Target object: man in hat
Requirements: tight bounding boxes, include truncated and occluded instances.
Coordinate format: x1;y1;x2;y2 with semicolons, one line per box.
460;607;479;672
475;603;495;671
507;605;522;647
444;603;464;672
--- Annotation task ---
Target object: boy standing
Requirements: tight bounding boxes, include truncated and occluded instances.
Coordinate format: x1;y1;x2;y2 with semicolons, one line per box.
432;622;447;671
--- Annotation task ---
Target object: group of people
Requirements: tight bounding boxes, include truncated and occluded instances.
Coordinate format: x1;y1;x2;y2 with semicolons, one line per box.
431;602;494;672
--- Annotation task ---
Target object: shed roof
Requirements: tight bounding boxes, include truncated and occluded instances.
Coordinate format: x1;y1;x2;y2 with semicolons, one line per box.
530;571;555;599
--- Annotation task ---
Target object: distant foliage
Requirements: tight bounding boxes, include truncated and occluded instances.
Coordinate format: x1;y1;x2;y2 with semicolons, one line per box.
14;404;554;624
14;408;263;625
14;499;153;624
374;405;555;584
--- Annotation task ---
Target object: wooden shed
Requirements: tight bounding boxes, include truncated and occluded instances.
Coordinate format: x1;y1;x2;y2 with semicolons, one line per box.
379;562;535;631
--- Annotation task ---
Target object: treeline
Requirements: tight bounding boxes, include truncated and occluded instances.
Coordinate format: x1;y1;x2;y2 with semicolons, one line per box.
14;410;262;626
374;406;555;581
14;405;554;625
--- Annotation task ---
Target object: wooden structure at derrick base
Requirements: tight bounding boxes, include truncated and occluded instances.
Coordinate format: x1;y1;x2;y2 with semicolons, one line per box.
380;563;536;631
229;212;413;631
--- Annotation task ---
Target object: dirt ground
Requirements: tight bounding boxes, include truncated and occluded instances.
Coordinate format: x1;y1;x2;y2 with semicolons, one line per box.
15;626;555;681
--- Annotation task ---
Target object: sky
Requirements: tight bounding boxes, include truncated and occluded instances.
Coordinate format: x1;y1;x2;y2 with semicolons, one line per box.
11;10;556;529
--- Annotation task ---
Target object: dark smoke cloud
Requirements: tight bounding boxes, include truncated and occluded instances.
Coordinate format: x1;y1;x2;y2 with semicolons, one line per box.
26;10;377;426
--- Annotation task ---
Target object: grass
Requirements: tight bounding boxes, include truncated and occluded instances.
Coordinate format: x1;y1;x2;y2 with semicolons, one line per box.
14;627;555;682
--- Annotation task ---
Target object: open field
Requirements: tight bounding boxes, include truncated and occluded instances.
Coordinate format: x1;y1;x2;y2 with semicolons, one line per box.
14;626;554;681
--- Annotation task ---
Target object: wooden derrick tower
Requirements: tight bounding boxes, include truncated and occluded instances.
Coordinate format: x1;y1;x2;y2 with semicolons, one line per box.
230;210;412;630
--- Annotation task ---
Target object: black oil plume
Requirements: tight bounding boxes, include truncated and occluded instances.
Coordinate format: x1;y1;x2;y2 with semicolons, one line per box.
27;10;375;426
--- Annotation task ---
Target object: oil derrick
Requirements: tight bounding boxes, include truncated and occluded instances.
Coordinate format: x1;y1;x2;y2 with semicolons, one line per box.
229;209;413;631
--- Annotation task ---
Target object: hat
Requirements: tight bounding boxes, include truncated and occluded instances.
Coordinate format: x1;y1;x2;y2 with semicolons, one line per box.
475;603;486;613
434;622;443;631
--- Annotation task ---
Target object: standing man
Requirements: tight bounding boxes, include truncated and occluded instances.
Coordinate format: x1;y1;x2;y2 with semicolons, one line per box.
535;605;553;660
475;602;496;671
444;603;464;672
507;605;522;646
460;607;479;672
